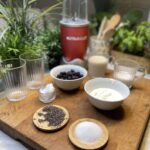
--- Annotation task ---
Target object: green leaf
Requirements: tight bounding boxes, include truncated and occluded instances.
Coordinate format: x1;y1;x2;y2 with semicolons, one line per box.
122;9;143;26
0;27;9;40
28;0;37;5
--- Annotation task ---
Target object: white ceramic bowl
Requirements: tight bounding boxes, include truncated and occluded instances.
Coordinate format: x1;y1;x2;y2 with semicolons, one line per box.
50;65;87;90
84;78;130;110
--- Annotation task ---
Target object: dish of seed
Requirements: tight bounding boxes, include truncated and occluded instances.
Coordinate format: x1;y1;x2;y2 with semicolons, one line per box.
33;105;69;131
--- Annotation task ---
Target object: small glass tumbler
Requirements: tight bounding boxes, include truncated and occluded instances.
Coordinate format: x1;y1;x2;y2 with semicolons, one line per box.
20;53;44;90
88;54;110;78
1;59;27;101
89;35;110;56
113;58;145;88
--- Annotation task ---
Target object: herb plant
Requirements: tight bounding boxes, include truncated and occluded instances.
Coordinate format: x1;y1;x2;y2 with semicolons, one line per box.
113;21;150;56
122;9;143;27
0;0;62;59
38;27;62;69
90;12;112;35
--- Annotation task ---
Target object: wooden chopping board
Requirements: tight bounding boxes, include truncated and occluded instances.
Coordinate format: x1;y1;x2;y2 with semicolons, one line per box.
0;76;149;150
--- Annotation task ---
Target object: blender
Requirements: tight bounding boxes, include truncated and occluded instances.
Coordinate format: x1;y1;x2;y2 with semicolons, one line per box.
60;0;89;66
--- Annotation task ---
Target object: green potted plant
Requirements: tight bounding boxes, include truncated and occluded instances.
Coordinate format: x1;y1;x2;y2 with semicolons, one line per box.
113;21;150;57
112;14;150;72
38;26;62;69
0;0;62;59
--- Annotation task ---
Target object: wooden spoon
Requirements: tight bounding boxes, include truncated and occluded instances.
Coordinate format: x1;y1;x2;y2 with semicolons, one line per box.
102;28;115;40
97;17;108;40
108;14;121;29
103;14;121;35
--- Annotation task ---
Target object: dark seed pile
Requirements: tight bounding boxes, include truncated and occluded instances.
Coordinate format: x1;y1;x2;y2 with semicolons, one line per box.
38;106;65;126
56;69;83;80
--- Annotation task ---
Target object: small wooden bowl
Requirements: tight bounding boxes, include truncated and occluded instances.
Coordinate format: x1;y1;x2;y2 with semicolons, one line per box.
68;118;109;149
33;105;69;132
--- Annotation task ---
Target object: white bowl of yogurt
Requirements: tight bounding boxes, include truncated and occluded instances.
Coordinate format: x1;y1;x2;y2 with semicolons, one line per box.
84;78;130;110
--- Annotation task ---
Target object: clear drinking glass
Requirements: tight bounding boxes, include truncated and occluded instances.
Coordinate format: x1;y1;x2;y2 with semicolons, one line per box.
89;35;110;56
113;58;145;88
88;53;110;78
19;53;44;90
87;36;111;78
1;59;27;101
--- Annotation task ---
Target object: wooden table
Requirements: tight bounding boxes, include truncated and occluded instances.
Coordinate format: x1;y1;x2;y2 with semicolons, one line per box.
0;76;149;150
140;120;150;150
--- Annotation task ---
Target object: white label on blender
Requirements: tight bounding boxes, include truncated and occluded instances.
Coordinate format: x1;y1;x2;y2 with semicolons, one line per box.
66;36;87;41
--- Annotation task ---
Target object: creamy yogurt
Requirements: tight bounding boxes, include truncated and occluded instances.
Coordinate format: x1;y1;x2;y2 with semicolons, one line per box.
90;88;123;101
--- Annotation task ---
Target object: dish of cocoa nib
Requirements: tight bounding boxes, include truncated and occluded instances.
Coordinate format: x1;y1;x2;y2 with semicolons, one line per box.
56;69;83;80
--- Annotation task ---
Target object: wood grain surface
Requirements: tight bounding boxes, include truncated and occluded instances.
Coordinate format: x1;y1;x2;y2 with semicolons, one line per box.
0;75;149;150
68;118;109;149
33;105;69;132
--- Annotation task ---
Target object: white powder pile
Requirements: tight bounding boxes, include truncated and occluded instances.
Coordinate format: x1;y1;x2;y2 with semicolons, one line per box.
74;121;103;144
40;83;55;94
39;83;56;103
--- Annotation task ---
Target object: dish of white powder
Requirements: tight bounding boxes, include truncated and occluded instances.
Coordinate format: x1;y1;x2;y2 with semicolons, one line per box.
74;121;103;143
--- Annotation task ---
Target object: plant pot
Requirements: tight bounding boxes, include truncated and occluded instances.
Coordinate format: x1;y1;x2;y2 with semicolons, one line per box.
112;50;150;73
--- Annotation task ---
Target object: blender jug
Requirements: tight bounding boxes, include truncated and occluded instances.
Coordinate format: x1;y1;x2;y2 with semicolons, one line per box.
60;0;89;61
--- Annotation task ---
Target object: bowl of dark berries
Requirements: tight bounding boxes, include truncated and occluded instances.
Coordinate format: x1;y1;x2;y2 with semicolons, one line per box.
50;65;87;90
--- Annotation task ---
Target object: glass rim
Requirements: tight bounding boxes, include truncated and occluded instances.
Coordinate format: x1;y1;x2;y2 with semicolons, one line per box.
90;35;110;43
115;58;139;67
1;58;26;71
88;53;111;59
19;52;43;61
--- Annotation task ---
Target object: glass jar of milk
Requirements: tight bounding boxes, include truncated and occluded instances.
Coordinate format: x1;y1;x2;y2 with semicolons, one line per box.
87;35;111;78
88;55;109;78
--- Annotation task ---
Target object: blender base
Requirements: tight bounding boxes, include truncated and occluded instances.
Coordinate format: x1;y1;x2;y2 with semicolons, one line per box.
61;57;86;67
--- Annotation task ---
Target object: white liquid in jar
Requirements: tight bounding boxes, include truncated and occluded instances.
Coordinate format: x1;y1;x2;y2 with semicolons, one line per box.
88;55;108;77
90;88;123;101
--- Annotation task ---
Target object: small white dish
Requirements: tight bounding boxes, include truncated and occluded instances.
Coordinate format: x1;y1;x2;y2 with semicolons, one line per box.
50;65;87;91
39;83;56;103
84;78;130;110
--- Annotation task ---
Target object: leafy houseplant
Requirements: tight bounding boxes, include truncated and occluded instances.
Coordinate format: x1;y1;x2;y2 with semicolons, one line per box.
38;27;62;69
113;21;150;57
0;0;62;59
112;9;150;57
